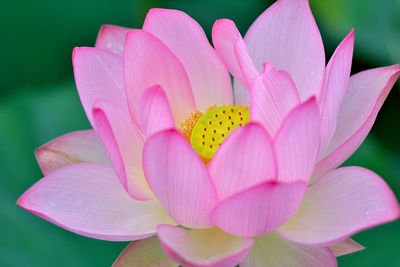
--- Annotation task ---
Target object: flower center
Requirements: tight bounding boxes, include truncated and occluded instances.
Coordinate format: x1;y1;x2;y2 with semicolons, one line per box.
179;105;250;162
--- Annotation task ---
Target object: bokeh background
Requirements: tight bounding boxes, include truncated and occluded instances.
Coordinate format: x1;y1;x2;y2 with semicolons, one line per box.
1;0;399;266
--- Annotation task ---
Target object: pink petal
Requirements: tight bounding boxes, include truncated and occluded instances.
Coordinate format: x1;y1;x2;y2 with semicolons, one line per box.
113;236;177;267
143;129;218;228
318;30;354;154
140;85;175;138
72;47;127;127
95;25;131;55
233;79;251;106
17;163;175;241
143;9;233;110
242;233;337;267
36;130;110;175
212;19;258;89
314;64;400;177
208;123;276;200
274;98;320;183
124;30;196;125
93;101;154;200
157;225;253;267
212;181;307;237
329;239;365;257
244;0;325;100
250;63;301;136
279;167;400;246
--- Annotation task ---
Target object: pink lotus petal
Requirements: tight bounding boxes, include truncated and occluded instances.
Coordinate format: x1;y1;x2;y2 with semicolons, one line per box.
212;19;258;89
314;64;400;178
329;239;365;257
95;25;131;55
318;30;354;154
140;85;175;137
234;40;259;87
157;225;253;267
250;63;301;136
124;30;196;125
17;163;175;241
36;130;110;175
274;98;320;183
72;47;127;127
93;101;154;200
113;236;177;267
242;233;337;267
279;167;400;246
143;8;233;110
143;129;218;228
245;0;325;100
212;181;307;237
208;123;276;200
233;79;251;105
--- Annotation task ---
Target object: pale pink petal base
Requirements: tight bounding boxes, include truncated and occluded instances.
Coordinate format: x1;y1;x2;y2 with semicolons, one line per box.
36;130;110;175
158;225;253;267
279;167;400;246
242;233;337;267
113;236;178;267
18;163;175;241
329;239;365;257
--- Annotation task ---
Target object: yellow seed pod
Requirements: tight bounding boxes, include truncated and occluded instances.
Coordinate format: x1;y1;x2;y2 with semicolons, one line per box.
190;105;250;161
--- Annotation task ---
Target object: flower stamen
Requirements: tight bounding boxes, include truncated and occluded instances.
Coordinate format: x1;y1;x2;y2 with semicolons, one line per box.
179;105;250;162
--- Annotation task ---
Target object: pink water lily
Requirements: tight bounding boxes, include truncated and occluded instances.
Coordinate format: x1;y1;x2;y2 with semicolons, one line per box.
18;0;399;266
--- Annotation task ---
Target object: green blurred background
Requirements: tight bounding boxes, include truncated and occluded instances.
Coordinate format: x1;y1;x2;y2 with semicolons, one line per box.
0;0;399;266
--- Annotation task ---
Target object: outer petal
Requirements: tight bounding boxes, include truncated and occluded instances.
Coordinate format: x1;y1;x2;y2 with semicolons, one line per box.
113;236;177;267
329;239;365;257
212;19;258;89
279;167;400;246
157;225;253;267
140;85;175;138
95;25;131;55
93;101;154;200
314;65;400;177
143;8;233;110
124;30;196;125
242;233;337;267
143;129;218;228
245;0;325;100
208;123;276;200
318;30;354;154
274;98;320;183
17;163;175;241
36;130;110;175
250;63;301;136
72;47;127;127
212;181;307;237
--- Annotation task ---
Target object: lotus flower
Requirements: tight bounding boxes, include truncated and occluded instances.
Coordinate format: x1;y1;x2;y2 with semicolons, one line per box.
18;0;399;266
